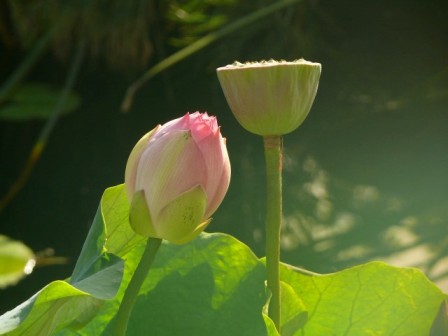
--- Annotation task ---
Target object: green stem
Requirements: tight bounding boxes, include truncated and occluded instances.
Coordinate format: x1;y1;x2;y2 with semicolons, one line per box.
113;237;162;336
263;135;283;332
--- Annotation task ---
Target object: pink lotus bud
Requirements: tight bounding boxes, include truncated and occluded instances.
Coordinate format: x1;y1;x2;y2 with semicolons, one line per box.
124;112;231;244
217;59;321;136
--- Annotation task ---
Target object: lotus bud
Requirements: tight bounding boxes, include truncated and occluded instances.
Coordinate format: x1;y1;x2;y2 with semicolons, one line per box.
124;112;231;244
217;59;321;136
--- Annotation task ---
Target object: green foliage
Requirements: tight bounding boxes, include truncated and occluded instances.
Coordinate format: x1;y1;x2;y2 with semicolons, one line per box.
165;0;236;47
9;0;244;69
74;185;269;336
0;197;124;335
0;184;445;335
10;0;154;69
0;236;35;289
0;83;80;121
280;262;446;335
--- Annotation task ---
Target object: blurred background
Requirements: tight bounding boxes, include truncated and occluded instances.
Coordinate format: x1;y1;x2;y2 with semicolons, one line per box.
1;0;447;314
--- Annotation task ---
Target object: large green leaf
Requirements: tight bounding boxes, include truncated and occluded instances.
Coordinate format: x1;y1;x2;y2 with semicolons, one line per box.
0;188;126;335
126;233;268;336
72;186;270;336
1;184;445;335
1;185;270;336
280;261;446;335
0;83;80;120
0;281;103;335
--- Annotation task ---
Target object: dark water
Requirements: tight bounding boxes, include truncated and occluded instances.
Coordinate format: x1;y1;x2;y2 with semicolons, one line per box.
1;0;447;313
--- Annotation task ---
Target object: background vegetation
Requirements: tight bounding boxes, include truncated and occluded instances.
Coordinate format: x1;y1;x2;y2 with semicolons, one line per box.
1;0;447;315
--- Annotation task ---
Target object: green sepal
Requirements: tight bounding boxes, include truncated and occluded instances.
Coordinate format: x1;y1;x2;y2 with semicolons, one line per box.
129;190;158;238
174;218;212;245
157;185;209;244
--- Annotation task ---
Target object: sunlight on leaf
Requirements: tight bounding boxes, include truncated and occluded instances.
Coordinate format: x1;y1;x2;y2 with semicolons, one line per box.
1;184;445;335
0;185;270;336
51;185;270;336
263;314;280;336
280;261;447;335
280;281;308;336
0;281;103;335
123;233;268;336
100;185;146;258
0;187;126;335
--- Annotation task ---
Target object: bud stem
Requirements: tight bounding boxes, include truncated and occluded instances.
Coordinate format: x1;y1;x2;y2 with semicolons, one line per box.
263;135;283;332
112;237;162;336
